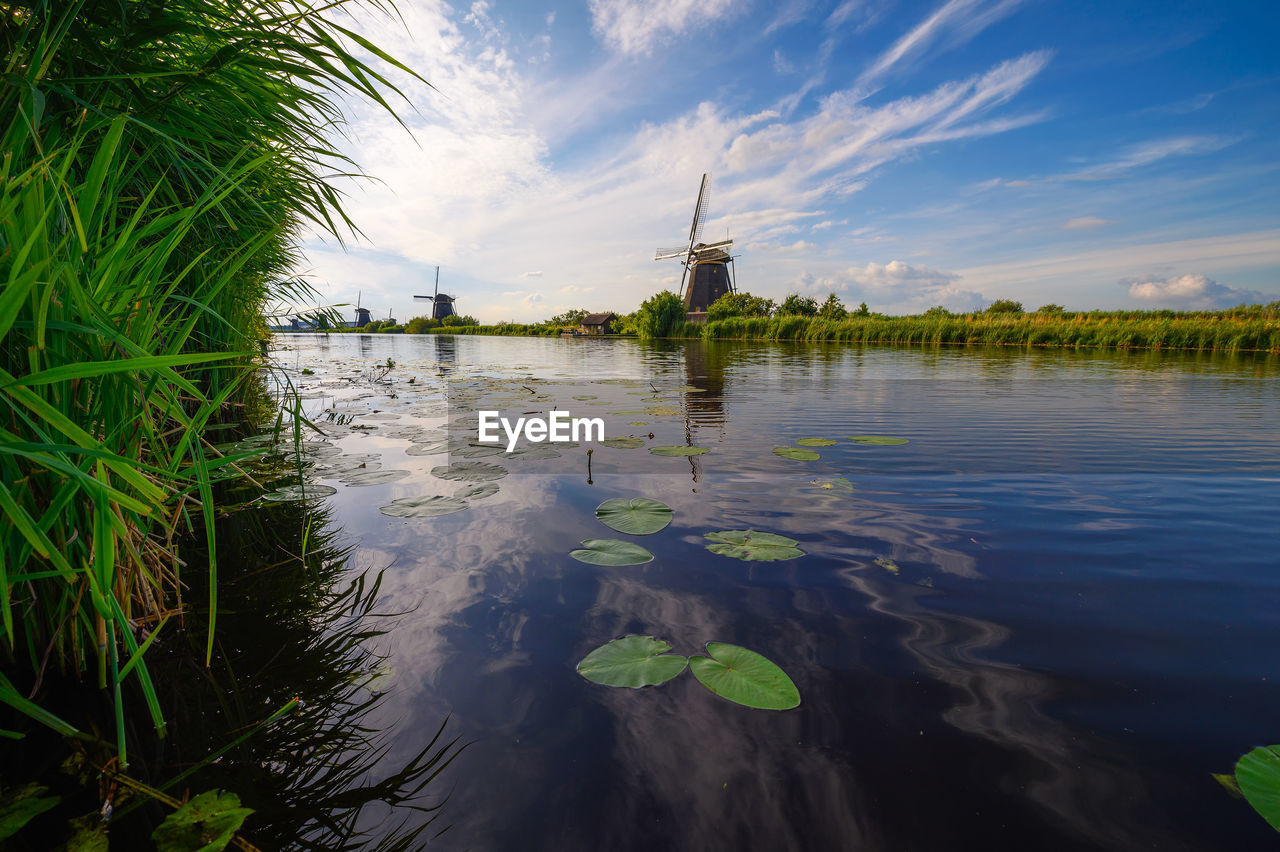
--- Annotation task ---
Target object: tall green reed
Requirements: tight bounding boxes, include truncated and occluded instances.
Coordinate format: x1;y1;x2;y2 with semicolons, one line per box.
0;0;418;762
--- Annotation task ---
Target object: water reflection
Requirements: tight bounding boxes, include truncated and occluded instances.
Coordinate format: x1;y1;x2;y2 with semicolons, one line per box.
267;333;1279;850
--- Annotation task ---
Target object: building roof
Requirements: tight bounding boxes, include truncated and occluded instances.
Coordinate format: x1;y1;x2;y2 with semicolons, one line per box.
581;312;617;326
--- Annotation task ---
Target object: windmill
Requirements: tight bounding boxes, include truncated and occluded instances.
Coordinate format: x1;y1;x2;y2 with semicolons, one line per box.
654;173;736;315
414;266;456;321
354;291;372;328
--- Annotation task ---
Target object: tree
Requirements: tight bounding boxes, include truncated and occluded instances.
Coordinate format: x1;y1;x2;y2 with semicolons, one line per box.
855;301;870;316
923;305;952;317
778;294;819;316
546;308;588;328
636;291;686;339
986;299;1024;314
1036;303;1065;314
406;316;439;333
817;293;847;320
707;292;775;322
442;314;477;327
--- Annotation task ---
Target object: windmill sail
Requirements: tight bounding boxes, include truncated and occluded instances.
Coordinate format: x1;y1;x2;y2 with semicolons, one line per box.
414;265;456;320
654;173;736;315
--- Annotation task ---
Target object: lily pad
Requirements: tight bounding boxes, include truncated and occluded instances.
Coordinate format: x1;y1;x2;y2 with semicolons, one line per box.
405;441;449;456
809;477;854;495
569;538;654;566
1237;745;1280;830
379;496;469;518
645;406;680;416
688;643;801;710
649;445;708;456
455;482;499;500
0;783;60;841
432;461;508;482
339;469;411;486
262;484;338;502
601;436;645;449
875;557;900;575
773;446;819;461
595;498;673;535
705;530;804;561
151;789;253;852
576;636;687;688
453;443;505;458
796;438;837;447
504;446;562;460
849;435;909;445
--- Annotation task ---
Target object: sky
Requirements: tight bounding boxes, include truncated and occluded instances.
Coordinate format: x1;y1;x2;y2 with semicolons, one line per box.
297;0;1280;324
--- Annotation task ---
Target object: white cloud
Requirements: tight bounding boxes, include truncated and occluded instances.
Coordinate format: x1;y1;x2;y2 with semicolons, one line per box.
520;270;544;278
558;285;595;294
773;49;796;74
789;260;982;312
588;0;738;56
858;0;1027;87
1124;273;1264;309
1063;216;1114;230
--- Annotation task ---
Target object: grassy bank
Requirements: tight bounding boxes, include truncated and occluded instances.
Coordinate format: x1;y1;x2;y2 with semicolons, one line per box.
0;0;412;786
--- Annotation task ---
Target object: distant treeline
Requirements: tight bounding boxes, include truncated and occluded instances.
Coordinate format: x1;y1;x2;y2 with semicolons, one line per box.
412;292;1280;353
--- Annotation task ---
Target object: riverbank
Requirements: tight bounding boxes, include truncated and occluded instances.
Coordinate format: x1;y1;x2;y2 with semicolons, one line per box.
359;306;1280;353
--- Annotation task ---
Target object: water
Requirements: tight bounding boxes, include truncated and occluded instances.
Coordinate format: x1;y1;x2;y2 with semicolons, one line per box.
272;333;1279;851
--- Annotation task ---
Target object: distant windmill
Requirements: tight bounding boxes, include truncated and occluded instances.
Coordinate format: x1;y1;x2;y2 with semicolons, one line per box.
654;173;736;314
354;290;371;328
414;266;456;320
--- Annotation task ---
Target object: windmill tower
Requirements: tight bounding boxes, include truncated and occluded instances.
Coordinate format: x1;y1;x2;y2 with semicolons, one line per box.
354;291;372;327
414;266;456;321
654;173;736;317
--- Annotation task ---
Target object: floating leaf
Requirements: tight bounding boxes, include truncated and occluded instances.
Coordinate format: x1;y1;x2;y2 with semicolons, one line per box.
152;789;253;852
379;496;468;518
262;484;337;502
576;636;687;687
705;530;804;561
63;815;108;851
312;459;382;477
0;783;60;840
595;498;673;535
601;436;645;449
455;482;499;500
688;643;800;710
875;557;900;575
572;395;597;400
453;443;505;458
796;438;836;447
1237;745;1280;831
645;406;680;416
649;445;708;456
504;446;562;460
809;477;853;495
627;421;649;426
405;442;449;456
773;446;819;461
432;461;508;482
849;435;909;445
339;469;411;486
569;538;654;566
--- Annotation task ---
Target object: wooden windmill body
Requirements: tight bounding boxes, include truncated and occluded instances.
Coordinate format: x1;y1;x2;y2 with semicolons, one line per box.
655;173;736;320
414;266;456;321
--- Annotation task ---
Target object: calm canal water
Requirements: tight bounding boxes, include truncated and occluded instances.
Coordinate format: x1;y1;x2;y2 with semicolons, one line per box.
272;333;1279;851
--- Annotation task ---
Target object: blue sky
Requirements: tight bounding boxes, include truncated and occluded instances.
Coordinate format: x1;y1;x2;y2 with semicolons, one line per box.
298;0;1279;323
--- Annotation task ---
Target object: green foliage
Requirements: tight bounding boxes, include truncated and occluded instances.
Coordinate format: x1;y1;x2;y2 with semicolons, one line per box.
856;301;871;316
986;299;1025;314
779;294;819;316
773;446;820;460
568;539;655;566
704;530;805;561
648;445;709;456
576;636;688;687
0;0;418;751
849;435;910;445
442;314;478;327
636;291;688;338
0;783;60;840
151;790;253;852
818;293;849;320
594;498;674;535
405;316;439;333
688;643;801;710
923;305;952;316
707;291;775;322
1236;745;1280;831
377;324;404;334
546;308;589;328
1036;303;1065;313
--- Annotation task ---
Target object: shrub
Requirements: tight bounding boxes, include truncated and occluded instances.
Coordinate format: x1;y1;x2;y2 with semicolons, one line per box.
636;291;687;338
818;293;848;320
707;292;775;322
779;294;819;316
986;299;1024;314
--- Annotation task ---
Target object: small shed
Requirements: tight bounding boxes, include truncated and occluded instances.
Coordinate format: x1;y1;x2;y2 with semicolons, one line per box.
580;312;617;335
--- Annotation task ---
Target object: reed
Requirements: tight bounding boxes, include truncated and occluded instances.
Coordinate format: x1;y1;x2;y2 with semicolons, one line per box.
0;0;415;757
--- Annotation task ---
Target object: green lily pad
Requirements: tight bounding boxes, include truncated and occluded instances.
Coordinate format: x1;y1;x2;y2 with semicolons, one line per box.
849;435;909;445
595;498;673;535
773;446;819;460
152;789;253;852
649;445;708;456
645;406;680;416
705;530;804;561
379;496;469;518
809;477;853;495
452;443;505;458
0;783;60;841
569;538;654;566
405;441;449;456
688;643;801;710
875;557;900;575
627;421;649;426
576;636;688;687
1237;745;1280;830
432;461;508;482
601;436;645;449
796;438;837;447
339;469;411;486
455;482;499;500
262;484;338;502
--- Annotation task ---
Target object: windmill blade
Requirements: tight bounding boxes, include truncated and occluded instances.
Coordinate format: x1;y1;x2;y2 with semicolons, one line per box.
655;246;691;260
686;173;710;248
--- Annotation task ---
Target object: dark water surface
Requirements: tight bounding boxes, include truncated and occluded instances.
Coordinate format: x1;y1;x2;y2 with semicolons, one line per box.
273;333;1279;851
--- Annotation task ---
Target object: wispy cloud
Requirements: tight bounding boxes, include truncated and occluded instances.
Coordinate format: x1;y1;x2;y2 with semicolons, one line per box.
588;0;739;56
857;0;1027;87
1063;217;1114;230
